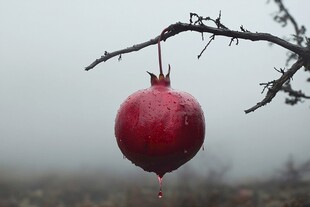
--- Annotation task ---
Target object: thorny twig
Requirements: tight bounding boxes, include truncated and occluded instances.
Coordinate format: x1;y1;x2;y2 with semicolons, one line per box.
197;34;215;59
229;37;239;46
190;11;228;29
256;65;310;108
269;0;307;65
260;81;275;94
266;0;310;107
244;57;305;113
192;11;229;59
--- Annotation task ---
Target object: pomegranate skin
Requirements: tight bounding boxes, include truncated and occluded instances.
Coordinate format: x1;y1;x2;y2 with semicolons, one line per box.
115;76;205;177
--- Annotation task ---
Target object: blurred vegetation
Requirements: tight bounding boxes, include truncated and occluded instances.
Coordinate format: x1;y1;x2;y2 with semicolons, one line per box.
0;156;310;207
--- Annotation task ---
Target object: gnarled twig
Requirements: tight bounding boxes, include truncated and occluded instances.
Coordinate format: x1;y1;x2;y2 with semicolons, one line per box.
85;22;308;71
244;57;305;113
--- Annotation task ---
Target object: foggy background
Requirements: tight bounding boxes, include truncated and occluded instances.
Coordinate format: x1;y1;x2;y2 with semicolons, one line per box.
0;0;309;183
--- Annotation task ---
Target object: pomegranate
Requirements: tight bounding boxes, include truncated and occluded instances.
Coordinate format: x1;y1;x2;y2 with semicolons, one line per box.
115;67;205;177
114;28;205;195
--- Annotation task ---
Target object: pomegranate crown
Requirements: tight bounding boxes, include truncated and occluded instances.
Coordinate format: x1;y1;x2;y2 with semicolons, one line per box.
147;64;171;87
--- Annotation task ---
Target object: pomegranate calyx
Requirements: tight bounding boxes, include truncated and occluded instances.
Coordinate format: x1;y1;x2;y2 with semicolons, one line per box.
147;65;171;87
147;71;158;85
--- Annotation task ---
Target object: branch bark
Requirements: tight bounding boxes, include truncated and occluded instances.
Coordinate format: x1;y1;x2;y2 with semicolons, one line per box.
85;22;309;71
244;57;305;113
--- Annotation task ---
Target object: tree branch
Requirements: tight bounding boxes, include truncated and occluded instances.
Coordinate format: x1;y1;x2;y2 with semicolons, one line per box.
268;0;310;107
85;6;310;113
85;22;309;71
244;57;305;113
272;0;305;46
282;82;310;105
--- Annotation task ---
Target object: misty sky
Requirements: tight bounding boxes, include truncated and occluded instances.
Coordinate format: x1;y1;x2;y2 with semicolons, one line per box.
1;0;310;181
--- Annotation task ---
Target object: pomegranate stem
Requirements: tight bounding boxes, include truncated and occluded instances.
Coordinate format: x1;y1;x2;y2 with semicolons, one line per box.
158;28;170;77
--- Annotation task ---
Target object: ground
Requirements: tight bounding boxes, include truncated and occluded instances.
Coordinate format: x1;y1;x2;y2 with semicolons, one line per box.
0;169;309;207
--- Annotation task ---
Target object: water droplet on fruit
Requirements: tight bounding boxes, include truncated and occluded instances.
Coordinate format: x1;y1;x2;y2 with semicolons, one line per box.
184;116;189;125
123;155;126;159
157;175;163;198
184;149;188;154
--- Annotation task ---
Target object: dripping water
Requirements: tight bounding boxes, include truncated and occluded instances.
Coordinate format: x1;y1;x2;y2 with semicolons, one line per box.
157;175;163;198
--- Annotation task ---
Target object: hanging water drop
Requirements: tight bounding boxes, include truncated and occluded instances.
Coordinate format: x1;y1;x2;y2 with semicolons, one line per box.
157;175;163;198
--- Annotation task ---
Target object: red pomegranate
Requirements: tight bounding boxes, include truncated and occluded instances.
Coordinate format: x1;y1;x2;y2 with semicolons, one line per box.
115;67;205;177
114;28;205;181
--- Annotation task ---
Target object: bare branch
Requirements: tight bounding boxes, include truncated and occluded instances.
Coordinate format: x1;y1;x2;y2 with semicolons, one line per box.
244;57;305;113
85;22;309;71
229;37;239;46
190;11;228;29
260;81;275;94
282;82;310;105
197;34;215;59
85;6;310;114
272;0;305;46
270;0;308;66
268;0;310;106
85;36;160;71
